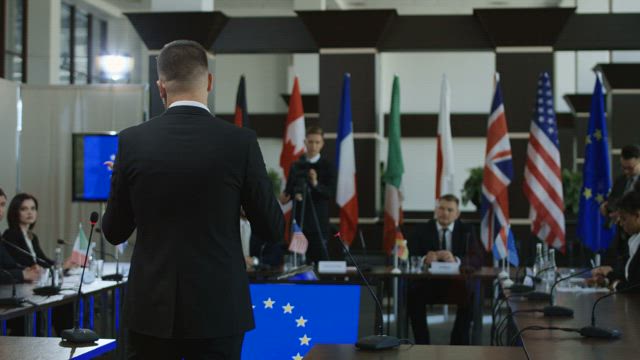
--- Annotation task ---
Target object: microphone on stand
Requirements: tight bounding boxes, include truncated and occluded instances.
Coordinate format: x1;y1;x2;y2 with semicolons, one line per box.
334;232;400;350
541;266;606;317
579;282;640;339
0;269;23;306
0;238;60;296
523;266;558;301
61;212;100;343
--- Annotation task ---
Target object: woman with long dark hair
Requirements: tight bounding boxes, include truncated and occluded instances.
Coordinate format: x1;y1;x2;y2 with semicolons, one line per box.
3;193;54;267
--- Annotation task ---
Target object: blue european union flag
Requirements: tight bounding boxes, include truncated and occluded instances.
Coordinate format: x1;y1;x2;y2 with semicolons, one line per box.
507;227;519;267
577;76;615;253
242;284;361;360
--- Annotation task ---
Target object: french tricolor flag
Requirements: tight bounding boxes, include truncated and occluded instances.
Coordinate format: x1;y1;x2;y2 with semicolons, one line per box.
336;73;359;246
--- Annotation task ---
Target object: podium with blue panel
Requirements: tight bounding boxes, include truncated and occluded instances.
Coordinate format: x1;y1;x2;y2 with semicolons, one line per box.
242;283;362;360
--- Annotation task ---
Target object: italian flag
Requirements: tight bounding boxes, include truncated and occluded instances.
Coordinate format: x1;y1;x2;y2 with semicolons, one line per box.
71;223;89;266
383;76;405;254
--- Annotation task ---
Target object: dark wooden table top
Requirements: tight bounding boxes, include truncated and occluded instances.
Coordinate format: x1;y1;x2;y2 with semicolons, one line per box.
249;265;501;281
304;344;526;359
508;290;640;358
0;336;116;359
0;275;125;321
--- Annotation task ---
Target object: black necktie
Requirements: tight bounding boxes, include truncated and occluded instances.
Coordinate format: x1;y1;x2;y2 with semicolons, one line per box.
440;228;448;251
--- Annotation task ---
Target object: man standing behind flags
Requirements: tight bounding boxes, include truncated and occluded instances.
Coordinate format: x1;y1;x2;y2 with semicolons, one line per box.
523;72;566;252
436;74;455;200
335;73;359;246
102;40;283;359
280;126;335;264
383;75;405;254
480;75;514;263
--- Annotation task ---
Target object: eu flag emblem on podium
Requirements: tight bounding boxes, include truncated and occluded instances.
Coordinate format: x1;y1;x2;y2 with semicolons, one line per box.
242;284;361;360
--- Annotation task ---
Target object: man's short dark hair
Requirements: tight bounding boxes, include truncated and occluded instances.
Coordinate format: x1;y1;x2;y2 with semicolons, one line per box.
157;40;208;84
621;145;640;160
306;126;324;137
438;194;460;206
0;187;5;199
617;190;640;214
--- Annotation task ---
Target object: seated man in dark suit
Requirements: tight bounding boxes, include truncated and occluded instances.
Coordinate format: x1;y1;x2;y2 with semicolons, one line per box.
407;194;482;345
592;190;640;293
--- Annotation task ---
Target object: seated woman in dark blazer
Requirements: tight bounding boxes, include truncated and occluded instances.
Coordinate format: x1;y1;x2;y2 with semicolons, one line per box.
592;190;640;293
0;188;40;284
3;192;75;335
3;193;54;268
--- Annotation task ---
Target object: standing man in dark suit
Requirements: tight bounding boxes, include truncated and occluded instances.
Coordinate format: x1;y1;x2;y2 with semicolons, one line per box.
279;126;335;264
601;145;640;265
407;194;482;345
102;40;284;360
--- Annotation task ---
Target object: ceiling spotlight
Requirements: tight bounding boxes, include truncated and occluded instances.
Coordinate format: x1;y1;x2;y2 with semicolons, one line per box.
97;54;134;82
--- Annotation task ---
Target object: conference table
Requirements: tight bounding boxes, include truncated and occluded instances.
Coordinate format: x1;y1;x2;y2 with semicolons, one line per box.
251;265;501;343
0;263;127;337
504;282;640;359
305;344;526;359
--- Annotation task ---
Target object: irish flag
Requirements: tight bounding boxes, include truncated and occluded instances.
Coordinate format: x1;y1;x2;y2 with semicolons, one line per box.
279;77;306;241
71;223;89;266
335;73;358;246
383;76;405;254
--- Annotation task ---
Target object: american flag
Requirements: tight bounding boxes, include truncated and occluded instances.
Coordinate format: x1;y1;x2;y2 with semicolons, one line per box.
480;76;513;260
523;72;565;251
288;221;308;255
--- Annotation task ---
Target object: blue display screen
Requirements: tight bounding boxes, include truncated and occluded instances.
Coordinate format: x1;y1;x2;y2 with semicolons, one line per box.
73;134;118;202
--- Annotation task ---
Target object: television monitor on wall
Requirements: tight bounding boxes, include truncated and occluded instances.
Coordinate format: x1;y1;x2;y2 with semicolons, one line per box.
72;132;118;202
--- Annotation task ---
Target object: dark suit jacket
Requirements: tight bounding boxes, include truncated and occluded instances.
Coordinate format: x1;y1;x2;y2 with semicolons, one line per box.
607;242;640;293
284;155;336;238
409;219;483;270
605;175;633;266
2;228;53;268
102;105;284;339
0;237;24;284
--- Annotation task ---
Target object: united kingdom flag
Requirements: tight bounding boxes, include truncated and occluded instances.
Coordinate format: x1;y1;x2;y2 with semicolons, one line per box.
480;75;513;260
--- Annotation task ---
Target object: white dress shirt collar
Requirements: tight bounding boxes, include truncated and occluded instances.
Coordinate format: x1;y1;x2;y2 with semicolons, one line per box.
626;232;640;280
168;100;210;113
436;221;455;233
307;153;321;164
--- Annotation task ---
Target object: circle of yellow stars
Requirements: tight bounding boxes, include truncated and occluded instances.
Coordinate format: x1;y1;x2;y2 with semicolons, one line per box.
258;297;312;359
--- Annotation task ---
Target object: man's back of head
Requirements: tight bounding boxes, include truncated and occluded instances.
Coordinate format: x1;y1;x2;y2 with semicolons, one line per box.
157;40;210;97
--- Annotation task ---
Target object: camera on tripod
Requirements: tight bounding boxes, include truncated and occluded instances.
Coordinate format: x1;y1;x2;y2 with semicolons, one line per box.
291;158;312;196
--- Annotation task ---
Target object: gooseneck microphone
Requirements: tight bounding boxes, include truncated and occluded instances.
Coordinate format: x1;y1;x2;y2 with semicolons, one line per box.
0;269;23;306
61;212;100;343
522;266;558;301
542;266;606;317
334;232;400;350
0;238;60;296
579;282;640;339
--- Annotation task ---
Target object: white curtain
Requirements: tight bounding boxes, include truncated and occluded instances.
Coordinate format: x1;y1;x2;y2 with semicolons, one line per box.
0;78;19;230
19;84;144;259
